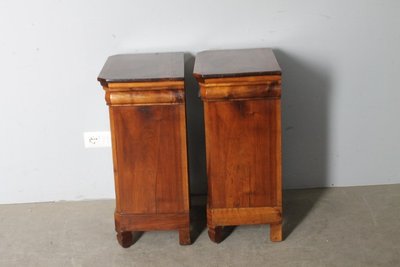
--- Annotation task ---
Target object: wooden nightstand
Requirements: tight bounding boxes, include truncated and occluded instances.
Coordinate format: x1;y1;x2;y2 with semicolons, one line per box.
193;48;283;242
98;52;191;247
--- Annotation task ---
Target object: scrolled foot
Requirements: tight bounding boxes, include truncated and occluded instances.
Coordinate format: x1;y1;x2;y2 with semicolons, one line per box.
208;226;223;243
116;231;134;248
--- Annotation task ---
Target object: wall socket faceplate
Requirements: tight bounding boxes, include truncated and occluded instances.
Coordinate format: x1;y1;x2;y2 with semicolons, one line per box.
84;131;111;148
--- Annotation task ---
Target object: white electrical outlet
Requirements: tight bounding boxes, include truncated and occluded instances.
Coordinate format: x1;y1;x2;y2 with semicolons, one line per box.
84;131;111;148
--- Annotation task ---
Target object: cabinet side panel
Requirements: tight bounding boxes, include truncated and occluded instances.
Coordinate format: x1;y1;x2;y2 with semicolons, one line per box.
109;108;121;211
204;102;229;208
112;105;185;214
249;99;279;207
112;106;157;214
205;99;278;209
154;105;186;213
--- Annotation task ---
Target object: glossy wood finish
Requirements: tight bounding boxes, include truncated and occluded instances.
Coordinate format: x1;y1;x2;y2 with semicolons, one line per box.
193;48;281;79
98;52;184;85
194;48;283;242
98;53;191;247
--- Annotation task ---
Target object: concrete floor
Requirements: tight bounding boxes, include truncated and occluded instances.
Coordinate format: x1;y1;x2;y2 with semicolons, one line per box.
0;184;399;267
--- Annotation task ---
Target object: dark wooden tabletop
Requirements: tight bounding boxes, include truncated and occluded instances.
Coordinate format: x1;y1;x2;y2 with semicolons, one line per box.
193;48;281;79
98;52;184;85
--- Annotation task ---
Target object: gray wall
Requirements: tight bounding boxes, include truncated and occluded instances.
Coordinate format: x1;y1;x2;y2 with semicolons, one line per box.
1;0;399;204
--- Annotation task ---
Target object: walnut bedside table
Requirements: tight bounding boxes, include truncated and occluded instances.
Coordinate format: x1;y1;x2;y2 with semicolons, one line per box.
98;52;191;247
193;48;283;243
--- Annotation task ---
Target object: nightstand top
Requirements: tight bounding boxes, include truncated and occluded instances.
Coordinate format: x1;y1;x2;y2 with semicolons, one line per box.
98;52;184;86
193;48;281;79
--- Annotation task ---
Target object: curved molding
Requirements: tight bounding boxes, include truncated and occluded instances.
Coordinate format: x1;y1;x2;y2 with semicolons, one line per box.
200;79;281;101
105;89;184;106
103;80;185;106
106;80;184;91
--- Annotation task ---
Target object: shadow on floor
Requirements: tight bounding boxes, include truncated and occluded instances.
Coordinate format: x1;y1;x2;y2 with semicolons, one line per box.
187;48;332;241
282;188;326;239
189;196;235;243
274;49;332;239
131;231;144;243
189;203;206;243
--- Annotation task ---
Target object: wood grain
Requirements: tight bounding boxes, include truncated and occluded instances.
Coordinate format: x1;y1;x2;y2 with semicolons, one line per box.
106;80;184;90
194;48;283;242
207;207;282;226
99;53;191;246
199;76;281;101
106;90;184;106
111;104;187;214
115;212;189;231
204;100;280;209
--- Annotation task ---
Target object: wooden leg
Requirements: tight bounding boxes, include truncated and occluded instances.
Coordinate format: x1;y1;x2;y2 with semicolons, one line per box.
116;231;134;248
270;223;283;242
179;227;191;245
208;226;223;243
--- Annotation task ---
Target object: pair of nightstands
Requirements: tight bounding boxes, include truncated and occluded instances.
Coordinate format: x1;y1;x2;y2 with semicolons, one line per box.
97;48;282;247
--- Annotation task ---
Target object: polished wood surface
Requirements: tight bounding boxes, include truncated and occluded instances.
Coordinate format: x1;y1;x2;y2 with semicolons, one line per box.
205;100;280;208
98;53;191;247
199;75;281;101
194;48;283;242
207;207;282;226
98;52;184;86
193;48;281;79
111;105;187;214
